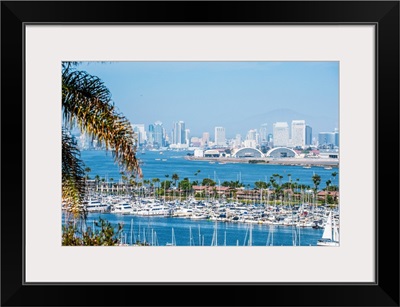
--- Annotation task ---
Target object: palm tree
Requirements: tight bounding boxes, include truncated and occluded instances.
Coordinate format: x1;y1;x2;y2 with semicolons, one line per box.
84;167;91;179
152;178;160;198
172;173;179;186
171;173;179;199
331;171;338;189
62;62;142;219
312;174;321;206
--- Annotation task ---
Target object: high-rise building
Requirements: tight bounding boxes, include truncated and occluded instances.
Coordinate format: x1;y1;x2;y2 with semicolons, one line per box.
214;126;226;146
273;122;289;147
202;132;210;147
185;129;190;146
291;120;306;148
305;125;312;146
259;123;268;144
172;121;186;145
234;134;242;148
153;121;164;148
147;124;154;145
246;129;257;141
132;124;146;145
334;128;339;147
318;132;336;147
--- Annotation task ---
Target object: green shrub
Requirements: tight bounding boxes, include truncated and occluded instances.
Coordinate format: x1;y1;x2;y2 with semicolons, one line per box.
62;218;123;246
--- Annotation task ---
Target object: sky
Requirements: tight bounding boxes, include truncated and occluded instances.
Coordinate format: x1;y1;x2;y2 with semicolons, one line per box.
74;61;339;139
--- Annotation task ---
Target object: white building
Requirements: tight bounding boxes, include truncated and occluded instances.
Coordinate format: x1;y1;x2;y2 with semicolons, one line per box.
244;139;257;148
273;122;289;147
214;126;226;146
172;121;186;145
259;123;268;144
194;149;204;157
202;132;210;147
233;133;242;148
132;124;147;145
291;120;306;148
246;129;258;143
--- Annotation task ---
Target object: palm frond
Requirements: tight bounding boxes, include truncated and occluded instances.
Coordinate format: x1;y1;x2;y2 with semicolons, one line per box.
62;129;87;218
62;64;142;178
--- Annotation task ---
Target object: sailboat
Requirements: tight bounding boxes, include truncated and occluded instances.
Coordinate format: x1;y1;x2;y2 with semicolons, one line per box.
166;228;176;246
317;211;339;246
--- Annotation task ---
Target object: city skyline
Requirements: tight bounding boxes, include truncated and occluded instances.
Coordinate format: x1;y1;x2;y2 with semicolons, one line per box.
75;61;339;138
77;117;339;151
131;117;336;139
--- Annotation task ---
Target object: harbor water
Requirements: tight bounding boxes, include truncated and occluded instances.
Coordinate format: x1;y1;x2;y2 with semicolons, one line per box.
66;212;325;247
65;149;339;247
80;149;339;189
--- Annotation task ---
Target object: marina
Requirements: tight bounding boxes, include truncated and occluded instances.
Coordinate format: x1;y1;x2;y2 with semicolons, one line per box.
63;149;340;246
63;211;329;247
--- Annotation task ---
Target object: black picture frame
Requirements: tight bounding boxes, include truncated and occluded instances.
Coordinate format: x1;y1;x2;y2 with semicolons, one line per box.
1;1;399;306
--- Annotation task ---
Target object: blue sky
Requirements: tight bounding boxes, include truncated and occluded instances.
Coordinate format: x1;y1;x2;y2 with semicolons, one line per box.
75;61;339;139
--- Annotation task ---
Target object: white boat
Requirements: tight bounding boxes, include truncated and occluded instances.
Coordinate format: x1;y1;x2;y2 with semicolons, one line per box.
317;211;339;246
111;202;133;214
136;205;169;216
83;198;109;213
324;166;333;170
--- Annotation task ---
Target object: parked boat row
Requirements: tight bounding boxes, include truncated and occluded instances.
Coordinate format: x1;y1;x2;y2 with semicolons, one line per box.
63;194;339;232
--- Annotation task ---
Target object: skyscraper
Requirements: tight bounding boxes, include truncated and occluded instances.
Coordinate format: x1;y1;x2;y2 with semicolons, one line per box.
214;126;226;146
291;120;306;148
259;123;268;144
148;124;155;145
318;132;336;147
202;132;210;147
132;124;146;145
153;121;164;148
334;128;339;147
305;125;312;146
172;121;186;145
273;122;289;147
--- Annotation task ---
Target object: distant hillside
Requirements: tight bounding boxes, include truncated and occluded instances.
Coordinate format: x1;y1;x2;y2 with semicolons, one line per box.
222;108;338;138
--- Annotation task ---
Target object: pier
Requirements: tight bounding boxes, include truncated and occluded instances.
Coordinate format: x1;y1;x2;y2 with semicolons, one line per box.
184;156;339;167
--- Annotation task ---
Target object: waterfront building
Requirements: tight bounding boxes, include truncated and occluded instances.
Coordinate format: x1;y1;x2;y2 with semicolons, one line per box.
194;149;204;157
318;131;336;147
291;120;306;148
232;147;264;158
214;126;226;146
265;147;298;158
204;149;220;157
273;122;289;147
319;148;339;159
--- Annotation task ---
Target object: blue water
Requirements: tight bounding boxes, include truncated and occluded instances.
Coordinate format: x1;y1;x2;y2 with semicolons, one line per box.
75;212;324;246
80;149;339;189
73;149;338;246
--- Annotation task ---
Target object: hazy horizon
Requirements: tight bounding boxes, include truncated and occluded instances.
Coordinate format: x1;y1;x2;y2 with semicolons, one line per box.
71;61;339;139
